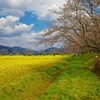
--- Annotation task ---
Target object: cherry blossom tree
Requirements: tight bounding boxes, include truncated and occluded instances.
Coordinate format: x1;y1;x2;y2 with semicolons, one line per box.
39;0;100;53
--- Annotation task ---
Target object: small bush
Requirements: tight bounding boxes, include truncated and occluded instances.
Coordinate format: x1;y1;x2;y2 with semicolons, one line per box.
93;55;100;74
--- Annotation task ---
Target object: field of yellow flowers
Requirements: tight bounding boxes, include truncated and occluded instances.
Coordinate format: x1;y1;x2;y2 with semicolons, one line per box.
0;55;67;100
0;54;99;100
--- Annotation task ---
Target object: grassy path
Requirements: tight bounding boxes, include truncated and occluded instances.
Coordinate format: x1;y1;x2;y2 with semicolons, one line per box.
39;56;100;100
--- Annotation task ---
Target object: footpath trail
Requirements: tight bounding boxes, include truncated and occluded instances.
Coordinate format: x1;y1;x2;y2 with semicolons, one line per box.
39;56;100;100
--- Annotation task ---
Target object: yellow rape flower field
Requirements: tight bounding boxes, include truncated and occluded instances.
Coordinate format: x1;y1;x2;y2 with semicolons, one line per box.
0;55;67;100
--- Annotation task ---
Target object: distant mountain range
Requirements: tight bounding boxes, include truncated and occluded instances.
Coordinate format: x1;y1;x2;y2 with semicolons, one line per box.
0;45;62;54
0;45;37;54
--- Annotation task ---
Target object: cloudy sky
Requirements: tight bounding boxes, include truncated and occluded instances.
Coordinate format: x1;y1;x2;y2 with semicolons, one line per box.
0;0;66;50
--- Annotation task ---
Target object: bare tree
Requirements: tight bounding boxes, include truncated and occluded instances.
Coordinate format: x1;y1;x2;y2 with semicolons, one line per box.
38;48;46;55
23;48;33;55
12;50;20;55
50;48;60;56
38;0;100;53
0;49;8;55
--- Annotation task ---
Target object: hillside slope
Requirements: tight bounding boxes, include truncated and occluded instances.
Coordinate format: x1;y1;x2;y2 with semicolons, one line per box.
40;54;100;100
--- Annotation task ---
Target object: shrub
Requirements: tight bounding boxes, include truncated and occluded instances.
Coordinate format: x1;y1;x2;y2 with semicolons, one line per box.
93;55;100;74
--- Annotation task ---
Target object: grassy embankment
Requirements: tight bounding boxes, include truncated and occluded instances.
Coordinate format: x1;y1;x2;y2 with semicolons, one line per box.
39;53;100;100
0;54;100;100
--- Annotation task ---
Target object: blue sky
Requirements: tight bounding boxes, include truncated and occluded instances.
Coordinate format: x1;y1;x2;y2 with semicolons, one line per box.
19;11;50;32
0;0;66;50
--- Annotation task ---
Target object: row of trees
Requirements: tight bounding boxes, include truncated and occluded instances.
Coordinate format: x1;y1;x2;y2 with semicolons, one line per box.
38;0;100;53
0;48;61;55
0;49;33;55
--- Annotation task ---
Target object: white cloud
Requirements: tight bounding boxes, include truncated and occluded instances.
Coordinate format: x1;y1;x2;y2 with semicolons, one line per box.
0;0;67;50
0;16;34;37
0;31;44;50
0;0;66;20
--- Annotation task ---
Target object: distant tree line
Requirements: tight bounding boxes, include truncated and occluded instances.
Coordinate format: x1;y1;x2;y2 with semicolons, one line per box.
0;48;62;55
0;49;33;55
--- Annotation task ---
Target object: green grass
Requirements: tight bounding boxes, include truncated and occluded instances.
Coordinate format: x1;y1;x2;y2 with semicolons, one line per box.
39;55;100;100
0;54;100;100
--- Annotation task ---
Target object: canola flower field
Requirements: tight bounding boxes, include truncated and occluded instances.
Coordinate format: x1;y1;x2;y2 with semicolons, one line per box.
0;54;100;100
0;55;67;100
